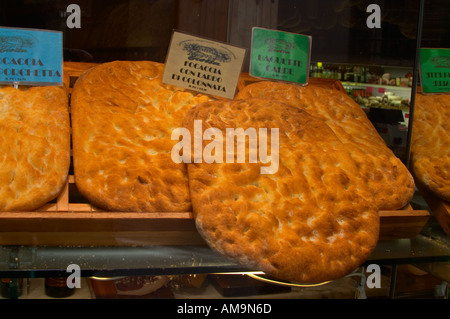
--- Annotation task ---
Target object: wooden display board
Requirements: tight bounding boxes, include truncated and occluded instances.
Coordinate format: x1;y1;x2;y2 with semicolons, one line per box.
0;62;429;246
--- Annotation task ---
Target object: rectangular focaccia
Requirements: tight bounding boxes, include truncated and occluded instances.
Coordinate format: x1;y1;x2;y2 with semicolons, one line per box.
236;81;415;210
0;86;70;211
70;61;211;212
184;98;379;284
411;93;450;202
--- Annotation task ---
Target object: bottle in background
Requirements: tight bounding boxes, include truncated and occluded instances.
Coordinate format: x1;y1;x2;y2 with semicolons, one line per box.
45;277;75;298
0;278;23;299
337;66;343;80
316;62;323;78
310;63;316;77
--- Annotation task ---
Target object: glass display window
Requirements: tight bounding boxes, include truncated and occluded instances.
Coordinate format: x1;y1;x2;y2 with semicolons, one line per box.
0;0;449;303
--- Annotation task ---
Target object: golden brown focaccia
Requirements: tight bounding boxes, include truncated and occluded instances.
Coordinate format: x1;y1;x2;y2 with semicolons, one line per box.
411;93;450;202
236;81;415;210
184;98;379;284
0;86;70;211
70;61;211;211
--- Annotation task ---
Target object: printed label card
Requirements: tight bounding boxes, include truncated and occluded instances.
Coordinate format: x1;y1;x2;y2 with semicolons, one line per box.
163;31;246;99
420;48;450;94
0;27;63;86
250;27;312;84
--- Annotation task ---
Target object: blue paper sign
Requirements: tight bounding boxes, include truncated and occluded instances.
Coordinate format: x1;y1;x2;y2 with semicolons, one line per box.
0;27;63;86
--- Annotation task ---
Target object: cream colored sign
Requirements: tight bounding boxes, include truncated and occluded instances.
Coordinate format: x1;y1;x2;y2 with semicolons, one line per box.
163;31;246;99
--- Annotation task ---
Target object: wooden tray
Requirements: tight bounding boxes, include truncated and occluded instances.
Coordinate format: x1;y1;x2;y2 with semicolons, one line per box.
0;62;429;246
0;62;205;246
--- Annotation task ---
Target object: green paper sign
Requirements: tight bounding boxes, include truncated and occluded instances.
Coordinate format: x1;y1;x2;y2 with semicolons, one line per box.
420;48;450;93
250;27;311;84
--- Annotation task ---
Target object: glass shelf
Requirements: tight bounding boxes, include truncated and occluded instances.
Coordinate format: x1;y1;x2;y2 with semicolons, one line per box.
0;227;448;279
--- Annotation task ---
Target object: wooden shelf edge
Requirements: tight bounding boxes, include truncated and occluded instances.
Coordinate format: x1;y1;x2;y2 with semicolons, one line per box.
378;209;430;240
415;181;450;236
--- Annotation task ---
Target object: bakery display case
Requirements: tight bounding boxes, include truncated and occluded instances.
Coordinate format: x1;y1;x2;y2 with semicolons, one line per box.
0;0;449;302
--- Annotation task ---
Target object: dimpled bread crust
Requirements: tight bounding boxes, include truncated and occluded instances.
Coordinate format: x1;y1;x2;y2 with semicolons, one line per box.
0;86;70;211
236;81;415;210
71;61;211;211
411;93;450;202
184;98;379;284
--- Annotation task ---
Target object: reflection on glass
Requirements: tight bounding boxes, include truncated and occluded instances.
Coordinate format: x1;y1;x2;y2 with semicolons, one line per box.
277;0;422;164
0;0;431;164
0;0;177;63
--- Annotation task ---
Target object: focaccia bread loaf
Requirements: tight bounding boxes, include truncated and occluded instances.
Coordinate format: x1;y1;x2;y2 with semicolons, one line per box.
184;98;379;284
0;86;70;211
411;93;450;202
70;61;210;211
236;81;415;210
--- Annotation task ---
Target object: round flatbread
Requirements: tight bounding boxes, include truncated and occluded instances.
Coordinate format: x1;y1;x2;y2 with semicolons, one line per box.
411;93;450;201
236;81;415;210
71;61;211;211
184;98;379;283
